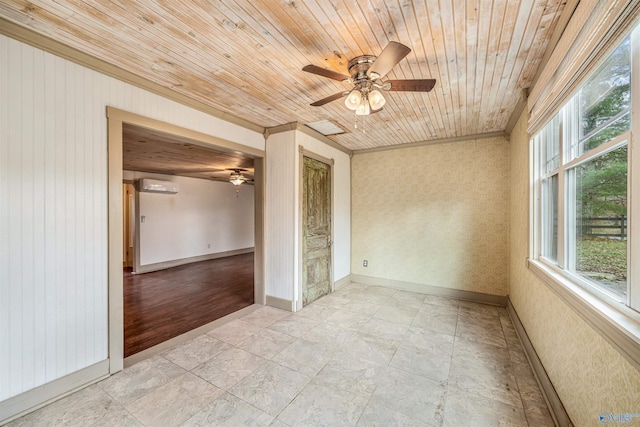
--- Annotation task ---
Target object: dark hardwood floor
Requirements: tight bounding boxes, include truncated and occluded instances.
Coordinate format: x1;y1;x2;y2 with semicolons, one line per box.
124;253;254;357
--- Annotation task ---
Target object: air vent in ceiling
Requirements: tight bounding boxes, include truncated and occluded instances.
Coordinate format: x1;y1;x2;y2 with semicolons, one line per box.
305;120;346;136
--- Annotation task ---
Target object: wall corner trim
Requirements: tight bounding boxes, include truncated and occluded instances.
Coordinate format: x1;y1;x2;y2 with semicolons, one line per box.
504;89;528;137
265;295;295;312
507;299;574;427
352;131;507;155
265;122;353;156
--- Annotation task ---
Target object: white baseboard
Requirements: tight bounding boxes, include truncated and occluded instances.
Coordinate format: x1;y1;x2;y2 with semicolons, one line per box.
263;276;352;312
507;299;573;427
0;360;110;425
135;247;254;274
1;304;264;424
265;295;295;311
350;274;508;306
333;274;352;290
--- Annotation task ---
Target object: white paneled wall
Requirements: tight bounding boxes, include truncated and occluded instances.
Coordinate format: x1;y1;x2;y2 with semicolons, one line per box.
264;129;351;305
265;132;296;302
0;37;109;402
0;34;264;405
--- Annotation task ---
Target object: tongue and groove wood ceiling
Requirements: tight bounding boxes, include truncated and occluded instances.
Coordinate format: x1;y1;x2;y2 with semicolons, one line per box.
1;0;566;151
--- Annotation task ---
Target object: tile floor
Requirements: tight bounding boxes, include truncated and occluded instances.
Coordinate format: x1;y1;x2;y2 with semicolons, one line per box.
6;283;555;427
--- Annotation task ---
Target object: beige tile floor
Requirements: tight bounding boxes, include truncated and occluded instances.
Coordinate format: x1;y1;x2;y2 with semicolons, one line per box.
7;283;555;427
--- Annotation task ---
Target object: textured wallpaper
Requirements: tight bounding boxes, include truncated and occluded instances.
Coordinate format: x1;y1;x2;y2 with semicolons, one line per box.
351;137;510;296
509;111;640;426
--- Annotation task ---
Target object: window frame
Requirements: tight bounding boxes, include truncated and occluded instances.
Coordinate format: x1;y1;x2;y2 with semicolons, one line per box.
535;132;631;303
529;25;640;370
630;24;640;311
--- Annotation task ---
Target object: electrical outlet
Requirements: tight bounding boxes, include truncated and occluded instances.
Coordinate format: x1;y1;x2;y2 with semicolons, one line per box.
207;243;211;249
363;259;368;267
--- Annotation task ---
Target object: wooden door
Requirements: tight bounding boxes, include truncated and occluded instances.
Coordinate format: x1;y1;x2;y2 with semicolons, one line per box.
302;156;332;306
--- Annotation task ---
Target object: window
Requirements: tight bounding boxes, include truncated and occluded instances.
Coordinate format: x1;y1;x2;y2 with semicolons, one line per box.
532;32;637;311
540;114;560;262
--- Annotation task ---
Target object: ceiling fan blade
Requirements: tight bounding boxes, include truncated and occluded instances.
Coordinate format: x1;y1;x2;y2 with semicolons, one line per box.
386;79;436;92
371;107;384;114
302;65;350;82
367;41;411;79
310;92;346;106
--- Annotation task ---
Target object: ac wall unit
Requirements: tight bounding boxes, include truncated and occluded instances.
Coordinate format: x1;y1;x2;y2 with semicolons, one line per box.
139;179;179;194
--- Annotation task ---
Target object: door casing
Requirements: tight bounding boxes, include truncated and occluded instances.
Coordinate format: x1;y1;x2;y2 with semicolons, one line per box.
107;107;266;373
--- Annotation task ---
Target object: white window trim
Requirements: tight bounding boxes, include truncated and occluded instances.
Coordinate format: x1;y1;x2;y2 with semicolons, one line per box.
528;25;640;371
630;24;640;310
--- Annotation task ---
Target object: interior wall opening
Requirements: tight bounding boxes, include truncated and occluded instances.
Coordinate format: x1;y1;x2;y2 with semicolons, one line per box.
121;123;257;358
107;107;265;372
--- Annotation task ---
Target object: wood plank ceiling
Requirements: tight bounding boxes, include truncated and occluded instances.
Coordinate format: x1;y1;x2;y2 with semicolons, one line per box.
123;124;254;183
1;0;565;151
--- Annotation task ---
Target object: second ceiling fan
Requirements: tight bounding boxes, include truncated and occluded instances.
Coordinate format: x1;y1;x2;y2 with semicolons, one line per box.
303;41;436;115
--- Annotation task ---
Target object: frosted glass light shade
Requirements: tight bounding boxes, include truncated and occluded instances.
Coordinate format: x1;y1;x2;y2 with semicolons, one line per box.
229;173;246;185
369;90;386;110
355;98;371;115
344;90;362;110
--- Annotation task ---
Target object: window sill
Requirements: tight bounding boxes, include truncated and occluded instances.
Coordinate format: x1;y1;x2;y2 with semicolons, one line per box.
527;259;640;371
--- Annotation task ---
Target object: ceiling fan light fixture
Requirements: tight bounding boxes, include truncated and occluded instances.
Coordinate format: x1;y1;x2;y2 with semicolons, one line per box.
355;97;371;116
369;89;386;110
345;89;362;110
229;172;246;186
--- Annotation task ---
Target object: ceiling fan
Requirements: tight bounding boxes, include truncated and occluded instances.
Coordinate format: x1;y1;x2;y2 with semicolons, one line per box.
303;41;436;115
209;168;254;186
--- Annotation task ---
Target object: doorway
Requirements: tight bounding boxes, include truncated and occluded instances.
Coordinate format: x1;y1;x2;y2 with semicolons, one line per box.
122;183;135;268
107;107;265;372
301;152;333;307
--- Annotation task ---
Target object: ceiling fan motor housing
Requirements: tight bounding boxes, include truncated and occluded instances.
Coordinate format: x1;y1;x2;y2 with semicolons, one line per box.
348;55;376;83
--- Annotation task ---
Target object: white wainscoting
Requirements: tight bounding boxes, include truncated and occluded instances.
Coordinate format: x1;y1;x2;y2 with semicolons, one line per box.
0;32;264;421
0;37;110;404
265;132;297;302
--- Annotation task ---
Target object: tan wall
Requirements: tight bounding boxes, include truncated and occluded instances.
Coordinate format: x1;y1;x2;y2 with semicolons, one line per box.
351;137;510;296
509;110;640;426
